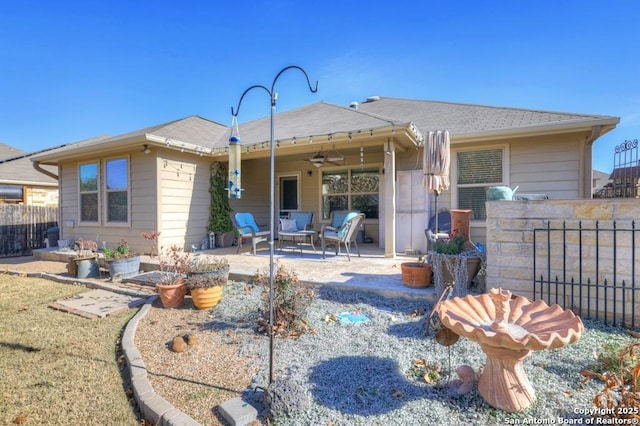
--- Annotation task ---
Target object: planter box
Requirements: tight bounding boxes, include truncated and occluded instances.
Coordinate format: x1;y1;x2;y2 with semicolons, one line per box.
106;256;141;280
431;253;482;298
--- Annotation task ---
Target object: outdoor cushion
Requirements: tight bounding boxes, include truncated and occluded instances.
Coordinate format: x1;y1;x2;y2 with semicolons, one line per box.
280;218;298;232
235;212;260;235
337;212;360;239
331;211;350;228
290;211;313;230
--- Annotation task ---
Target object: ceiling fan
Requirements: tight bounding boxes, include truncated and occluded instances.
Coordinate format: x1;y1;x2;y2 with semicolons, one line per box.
308;146;344;168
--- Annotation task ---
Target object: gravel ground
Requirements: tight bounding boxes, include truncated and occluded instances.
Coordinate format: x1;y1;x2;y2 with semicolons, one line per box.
135;280;638;426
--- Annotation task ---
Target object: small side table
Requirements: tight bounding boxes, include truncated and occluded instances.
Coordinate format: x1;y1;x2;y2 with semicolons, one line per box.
278;230;317;254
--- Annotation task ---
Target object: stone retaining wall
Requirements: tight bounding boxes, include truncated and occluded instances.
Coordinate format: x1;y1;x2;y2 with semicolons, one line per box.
486;199;639;323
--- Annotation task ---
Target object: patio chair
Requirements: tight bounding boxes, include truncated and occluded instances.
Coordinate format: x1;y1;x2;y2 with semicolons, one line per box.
232;212;270;255
328;210;351;229
320;212;365;260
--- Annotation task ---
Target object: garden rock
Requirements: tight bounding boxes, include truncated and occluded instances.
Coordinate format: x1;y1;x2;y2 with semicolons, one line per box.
263;377;309;419
171;335;189;353
186;333;199;346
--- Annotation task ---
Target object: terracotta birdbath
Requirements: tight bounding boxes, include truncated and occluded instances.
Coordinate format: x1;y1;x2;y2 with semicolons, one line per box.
436;288;584;412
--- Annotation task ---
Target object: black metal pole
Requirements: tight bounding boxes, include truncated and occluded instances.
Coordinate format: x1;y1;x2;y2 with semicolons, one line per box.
231;66;318;384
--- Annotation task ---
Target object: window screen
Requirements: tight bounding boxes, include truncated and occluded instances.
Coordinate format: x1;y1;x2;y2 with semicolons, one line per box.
457;148;503;220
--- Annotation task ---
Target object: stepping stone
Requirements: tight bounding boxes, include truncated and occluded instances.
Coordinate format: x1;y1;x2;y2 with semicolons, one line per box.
49;289;147;319
218;397;258;426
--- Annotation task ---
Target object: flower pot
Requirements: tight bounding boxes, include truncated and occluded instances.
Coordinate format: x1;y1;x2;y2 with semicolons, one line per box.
190;286;223;310
432;253;482;298
68;256;100;278
106;256;141;280
449;209;474;249
401;262;433;288
156;282;186;308
215;231;235;248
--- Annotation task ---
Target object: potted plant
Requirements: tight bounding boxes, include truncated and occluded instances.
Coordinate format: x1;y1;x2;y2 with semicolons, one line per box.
430;231;482;297
66;238;100;279
155;245;189;308
102;239;141;280
401;256;433;288
208;162;234;248
185;254;230;310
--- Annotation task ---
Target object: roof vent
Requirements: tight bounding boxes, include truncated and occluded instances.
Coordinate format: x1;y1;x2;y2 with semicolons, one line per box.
349;101;359;109
365;96;381;102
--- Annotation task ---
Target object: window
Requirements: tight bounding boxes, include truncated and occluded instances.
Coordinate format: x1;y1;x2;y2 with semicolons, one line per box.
105;158;129;223
79;163;99;222
456;148;504;220
78;157;130;224
322;167;379;219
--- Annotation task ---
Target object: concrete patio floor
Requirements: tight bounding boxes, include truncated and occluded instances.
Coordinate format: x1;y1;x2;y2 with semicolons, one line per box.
26;243;436;301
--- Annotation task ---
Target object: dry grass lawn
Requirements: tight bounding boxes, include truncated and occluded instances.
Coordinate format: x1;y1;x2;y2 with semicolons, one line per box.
0;275;141;425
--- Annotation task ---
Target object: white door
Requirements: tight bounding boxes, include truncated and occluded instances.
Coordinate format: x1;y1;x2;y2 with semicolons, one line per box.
396;170;428;254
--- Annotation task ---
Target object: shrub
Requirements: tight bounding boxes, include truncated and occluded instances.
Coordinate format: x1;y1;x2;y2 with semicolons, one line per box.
253;263;315;337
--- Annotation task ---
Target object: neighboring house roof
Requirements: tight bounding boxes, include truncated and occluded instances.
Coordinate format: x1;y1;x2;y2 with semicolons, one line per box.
593;169;611;184
610;165;640;179
30;97;620;163
0;143;58;186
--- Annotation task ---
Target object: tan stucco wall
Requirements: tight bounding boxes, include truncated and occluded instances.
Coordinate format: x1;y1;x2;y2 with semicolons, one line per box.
486;199;639;322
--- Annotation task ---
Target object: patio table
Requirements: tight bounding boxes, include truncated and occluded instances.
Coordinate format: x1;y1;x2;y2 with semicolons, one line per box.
278;230;317;255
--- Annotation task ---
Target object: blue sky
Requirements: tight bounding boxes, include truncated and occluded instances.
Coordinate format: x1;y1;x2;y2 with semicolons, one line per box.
1;0;638;173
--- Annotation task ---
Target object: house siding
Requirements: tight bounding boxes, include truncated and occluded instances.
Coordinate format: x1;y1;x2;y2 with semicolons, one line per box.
157;151;211;251
510;133;586;199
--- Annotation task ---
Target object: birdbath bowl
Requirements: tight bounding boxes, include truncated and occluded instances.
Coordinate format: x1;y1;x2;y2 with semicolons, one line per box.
436;288;584;412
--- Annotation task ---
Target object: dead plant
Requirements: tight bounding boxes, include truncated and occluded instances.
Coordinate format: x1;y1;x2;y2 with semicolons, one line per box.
253;263;315;338
580;341;640;420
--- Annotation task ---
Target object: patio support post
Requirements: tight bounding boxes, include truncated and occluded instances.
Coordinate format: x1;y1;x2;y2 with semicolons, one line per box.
383;139;397;257
230;66;318;384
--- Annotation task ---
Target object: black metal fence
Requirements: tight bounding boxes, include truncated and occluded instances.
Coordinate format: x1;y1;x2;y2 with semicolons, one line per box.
533;220;638;329
0;205;57;257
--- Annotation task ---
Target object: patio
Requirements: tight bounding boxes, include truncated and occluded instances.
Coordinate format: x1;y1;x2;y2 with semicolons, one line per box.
27;244;436;301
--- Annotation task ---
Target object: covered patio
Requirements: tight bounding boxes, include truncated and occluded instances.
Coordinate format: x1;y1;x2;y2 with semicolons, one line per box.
28;244;436;301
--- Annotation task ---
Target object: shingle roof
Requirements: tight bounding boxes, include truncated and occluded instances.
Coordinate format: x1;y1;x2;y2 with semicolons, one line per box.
218;102;408;147
30;97;620;162
0;144;57;185
353;97;618;136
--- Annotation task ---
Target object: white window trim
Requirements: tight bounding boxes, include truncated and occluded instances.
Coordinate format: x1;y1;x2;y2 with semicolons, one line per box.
78;161;101;225
103;155;131;227
451;143;510;224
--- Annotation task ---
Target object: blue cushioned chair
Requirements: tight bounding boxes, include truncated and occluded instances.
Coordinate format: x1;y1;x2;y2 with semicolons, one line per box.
232;212;270;255
320;212;365;260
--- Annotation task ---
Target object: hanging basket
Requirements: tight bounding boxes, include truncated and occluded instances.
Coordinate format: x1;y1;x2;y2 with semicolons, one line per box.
401;262;433;288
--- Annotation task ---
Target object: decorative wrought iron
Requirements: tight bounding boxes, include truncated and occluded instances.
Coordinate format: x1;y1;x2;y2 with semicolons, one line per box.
611;139;639;198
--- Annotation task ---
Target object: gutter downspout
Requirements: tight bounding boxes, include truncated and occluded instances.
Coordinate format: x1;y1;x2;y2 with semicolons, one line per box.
32;161;59;181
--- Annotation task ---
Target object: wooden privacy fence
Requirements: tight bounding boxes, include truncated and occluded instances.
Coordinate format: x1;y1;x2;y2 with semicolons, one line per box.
0;205;58;257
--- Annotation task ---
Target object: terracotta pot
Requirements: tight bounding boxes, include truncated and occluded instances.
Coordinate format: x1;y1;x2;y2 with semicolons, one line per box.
190;286;224;310
156;282;186;308
449;209;474;249
401;262;433;288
